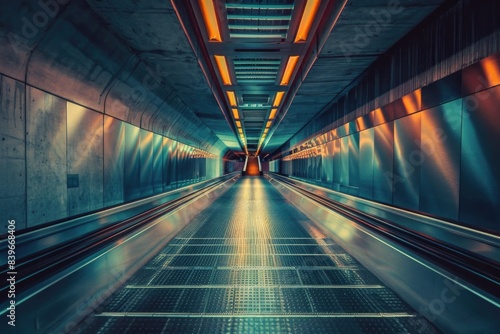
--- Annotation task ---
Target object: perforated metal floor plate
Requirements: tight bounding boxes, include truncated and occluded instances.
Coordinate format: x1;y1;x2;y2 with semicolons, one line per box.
79;177;438;333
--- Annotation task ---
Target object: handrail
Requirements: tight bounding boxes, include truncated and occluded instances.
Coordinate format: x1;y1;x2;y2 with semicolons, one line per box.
269;174;500;298
0;174;238;296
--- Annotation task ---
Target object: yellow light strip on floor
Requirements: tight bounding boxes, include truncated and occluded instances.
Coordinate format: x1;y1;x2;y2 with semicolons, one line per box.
294;0;321;43
280;56;299;85
273;91;284;107
214;55;232;85
199;0;222;42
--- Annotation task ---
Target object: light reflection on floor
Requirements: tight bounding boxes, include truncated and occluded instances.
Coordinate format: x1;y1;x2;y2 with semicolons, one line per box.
80;177;437;333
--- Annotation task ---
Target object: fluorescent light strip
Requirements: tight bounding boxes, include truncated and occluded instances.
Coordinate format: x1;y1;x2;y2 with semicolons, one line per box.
227;14;291;20
269;108;278;119
214;55;232;85
280;56;299;85
229;25;289;30
273;91;285;107
227;91;237;107
231;108;239;119
230;33;286;39
294;0;321;43
225;4;294;10
237;80;276;84
198;0;222;42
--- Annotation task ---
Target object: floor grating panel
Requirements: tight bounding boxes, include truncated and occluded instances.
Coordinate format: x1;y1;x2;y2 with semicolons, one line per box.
79;177;438;333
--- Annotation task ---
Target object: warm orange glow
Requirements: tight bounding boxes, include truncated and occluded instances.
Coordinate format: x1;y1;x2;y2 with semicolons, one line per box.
356;116;367;131
198;0;222;42
246;156;260;175
238;128;243;134
269;108;278;120
231;108;239;119
214;55;232;85
373;108;386;125
227;91;237;107
235;121;241;127
266;121;272;128
273;91;284;107
482;57;500;88
280;56;299;85
294;0;321;43
264;128;269;133
401;89;421;115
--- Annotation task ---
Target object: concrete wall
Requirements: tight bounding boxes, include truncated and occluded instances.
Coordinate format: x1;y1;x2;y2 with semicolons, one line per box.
26;87;68;225
0;76;26;229
0;74;222;230
67;103;104;216
103;116;125;208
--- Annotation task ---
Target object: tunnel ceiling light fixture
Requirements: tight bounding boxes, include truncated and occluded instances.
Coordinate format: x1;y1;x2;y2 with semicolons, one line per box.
214;55;232;85
235;120;241;127
280;56;299;85
273;91;285;107
294;0;321;43
269;108;278;120
266;121;272;128
231;107;239;119
199;0;222;42
227;91;237;107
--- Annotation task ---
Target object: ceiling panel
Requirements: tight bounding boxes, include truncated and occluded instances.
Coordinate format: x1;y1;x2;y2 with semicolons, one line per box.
86;0;447;157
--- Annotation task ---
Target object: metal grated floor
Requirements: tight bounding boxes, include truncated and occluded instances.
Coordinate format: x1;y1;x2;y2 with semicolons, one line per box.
79;177;437;333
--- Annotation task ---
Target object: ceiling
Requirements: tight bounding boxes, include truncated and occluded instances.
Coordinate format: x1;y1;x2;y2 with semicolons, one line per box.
86;0;446;157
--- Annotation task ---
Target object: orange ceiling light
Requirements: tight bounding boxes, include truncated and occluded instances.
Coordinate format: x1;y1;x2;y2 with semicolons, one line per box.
227;91;237;107
214;55;232;85
235;121;241;127
199;0;222;42
294;0;321;43
231;108;239;119
273;91;285;107
269;108;278;120
266;121;272;128
280;56;299;85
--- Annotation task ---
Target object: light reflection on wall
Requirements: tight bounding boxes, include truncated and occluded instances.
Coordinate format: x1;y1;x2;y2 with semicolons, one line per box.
270;53;500;230
482;57;500;88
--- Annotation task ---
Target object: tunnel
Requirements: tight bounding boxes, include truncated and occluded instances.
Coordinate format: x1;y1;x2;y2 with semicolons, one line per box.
0;0;499;333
